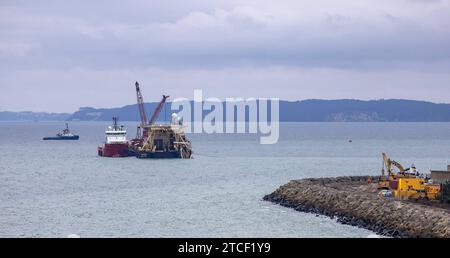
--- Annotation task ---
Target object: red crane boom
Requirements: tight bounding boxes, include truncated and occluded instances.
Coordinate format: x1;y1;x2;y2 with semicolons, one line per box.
135;81;148;126
132;82;169;140
149;95;169;125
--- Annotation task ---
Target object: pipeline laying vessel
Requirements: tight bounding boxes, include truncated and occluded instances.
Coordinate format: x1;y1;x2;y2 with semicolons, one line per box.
129;82;193;159
98;82;192;159
134;115;192;159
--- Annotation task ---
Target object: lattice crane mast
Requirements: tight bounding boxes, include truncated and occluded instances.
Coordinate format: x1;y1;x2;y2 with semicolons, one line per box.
149;95;169;125
134;81;148;138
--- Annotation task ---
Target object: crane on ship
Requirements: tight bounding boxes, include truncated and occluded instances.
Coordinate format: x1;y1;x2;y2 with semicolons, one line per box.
149;95;169;125
130;81;192;159
132;81;170;142
134;81;148;139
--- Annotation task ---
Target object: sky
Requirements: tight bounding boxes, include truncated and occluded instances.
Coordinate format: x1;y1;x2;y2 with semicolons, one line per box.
0;0;450;112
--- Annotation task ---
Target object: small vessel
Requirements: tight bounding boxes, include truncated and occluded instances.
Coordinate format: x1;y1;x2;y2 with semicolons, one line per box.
43;123;79;140
98;117;130;157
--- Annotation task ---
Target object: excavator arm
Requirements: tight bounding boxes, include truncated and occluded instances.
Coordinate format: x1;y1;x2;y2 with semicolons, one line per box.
381;152;406;177
391;160;405;174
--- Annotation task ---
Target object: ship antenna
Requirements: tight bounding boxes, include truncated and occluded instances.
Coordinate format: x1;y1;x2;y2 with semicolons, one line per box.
113;116;118;130
64;123;70;134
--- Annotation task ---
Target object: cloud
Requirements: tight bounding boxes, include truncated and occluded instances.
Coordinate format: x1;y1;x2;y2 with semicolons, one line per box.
0;41;39;57
0;0;449;111
1;0;450;69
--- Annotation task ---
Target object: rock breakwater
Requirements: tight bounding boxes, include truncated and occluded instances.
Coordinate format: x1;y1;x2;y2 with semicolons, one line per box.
263;176;450;238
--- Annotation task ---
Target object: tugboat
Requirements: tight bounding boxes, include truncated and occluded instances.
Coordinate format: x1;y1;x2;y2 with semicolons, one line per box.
43;123;79;140
98;117;130;157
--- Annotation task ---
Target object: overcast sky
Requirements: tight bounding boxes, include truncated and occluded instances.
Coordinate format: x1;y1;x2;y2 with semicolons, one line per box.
1;0;450;112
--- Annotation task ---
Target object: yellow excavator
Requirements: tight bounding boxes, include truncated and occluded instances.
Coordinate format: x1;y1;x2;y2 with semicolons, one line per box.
378;152;414;189
378;153;440;200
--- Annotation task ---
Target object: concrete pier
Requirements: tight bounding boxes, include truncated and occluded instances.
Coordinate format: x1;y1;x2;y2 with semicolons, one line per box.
263;176;450;238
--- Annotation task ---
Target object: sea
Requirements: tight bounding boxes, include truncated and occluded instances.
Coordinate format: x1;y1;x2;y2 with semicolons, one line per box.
1;122;449;237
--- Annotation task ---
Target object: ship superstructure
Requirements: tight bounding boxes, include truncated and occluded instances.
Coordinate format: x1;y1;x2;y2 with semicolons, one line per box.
98;117;130;157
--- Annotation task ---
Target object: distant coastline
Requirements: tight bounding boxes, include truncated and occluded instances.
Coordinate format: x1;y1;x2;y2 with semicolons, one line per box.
2;99;450;122
0;111;71;122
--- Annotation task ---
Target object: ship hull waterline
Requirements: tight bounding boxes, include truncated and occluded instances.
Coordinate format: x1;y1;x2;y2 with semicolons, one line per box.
98;143;131;158
43;136;79;140
136;150;183;159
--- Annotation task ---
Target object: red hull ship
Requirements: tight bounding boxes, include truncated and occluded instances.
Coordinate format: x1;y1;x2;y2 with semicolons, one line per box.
98;117;130;157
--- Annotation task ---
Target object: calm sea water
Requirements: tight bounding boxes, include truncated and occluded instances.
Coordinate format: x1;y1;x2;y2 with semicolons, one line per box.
1;122;449;238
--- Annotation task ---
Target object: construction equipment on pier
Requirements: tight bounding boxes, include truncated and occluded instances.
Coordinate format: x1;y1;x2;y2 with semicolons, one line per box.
378;152;410;189
377;153;440;200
